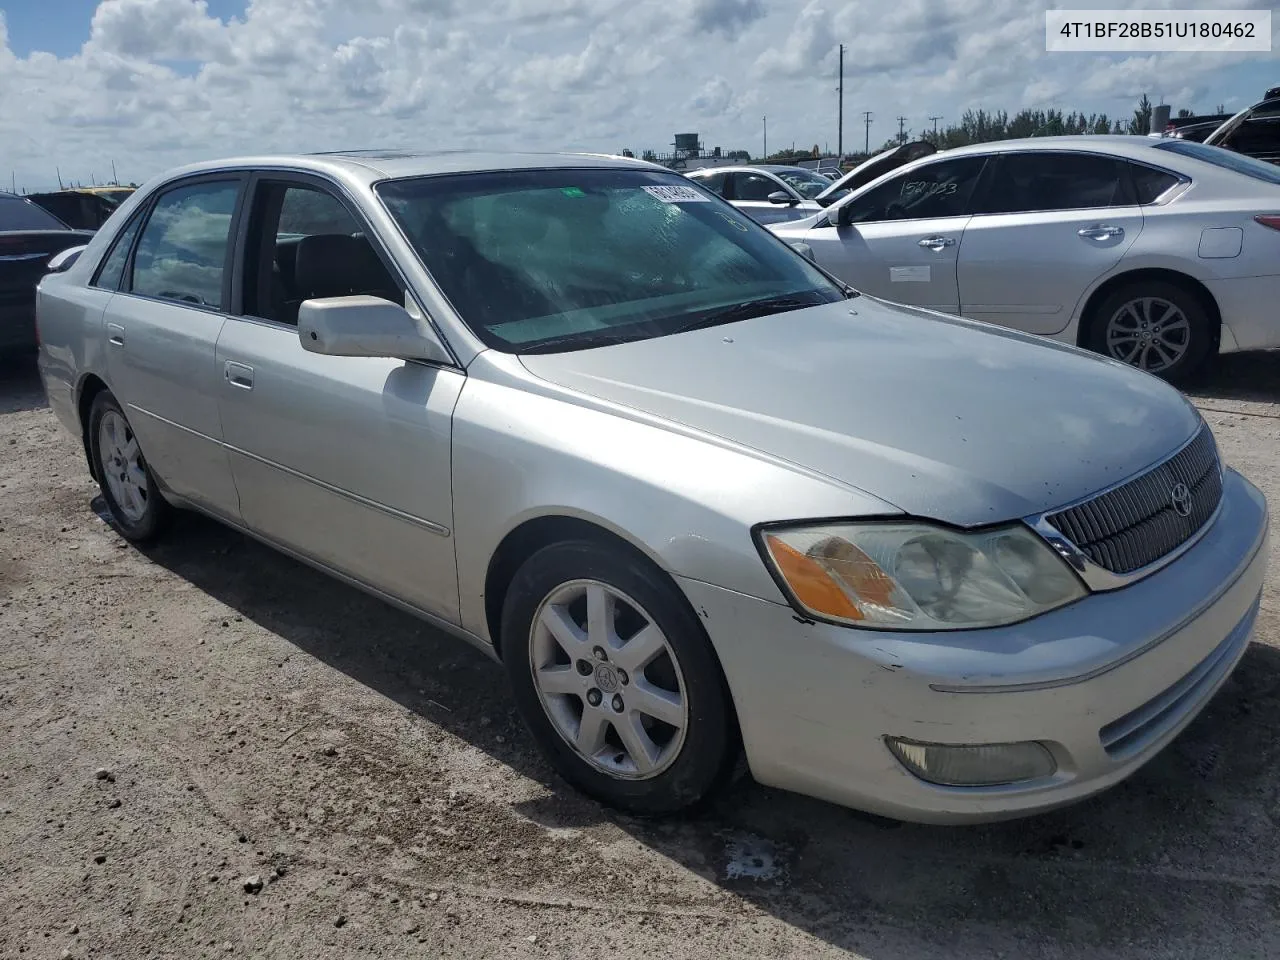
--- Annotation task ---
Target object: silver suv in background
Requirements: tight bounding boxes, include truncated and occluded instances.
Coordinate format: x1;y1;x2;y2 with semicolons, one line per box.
684;165;833;225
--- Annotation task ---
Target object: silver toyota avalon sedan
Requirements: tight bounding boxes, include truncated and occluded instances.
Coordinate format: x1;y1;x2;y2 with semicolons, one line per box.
35;150;1269;823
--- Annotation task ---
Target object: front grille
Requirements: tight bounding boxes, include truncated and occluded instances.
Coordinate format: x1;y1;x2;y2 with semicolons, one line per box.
1045;427;1222;575
1099;596;1258;759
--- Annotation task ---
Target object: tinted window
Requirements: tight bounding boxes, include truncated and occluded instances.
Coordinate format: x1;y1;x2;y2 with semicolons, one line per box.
278;187;358;235
1153;139;1280;185
839;157;986;223
376;168;842;353
129;181;239;309
693;172;728;197
0;196;68;231
734;173;782;201
1129;164;1182;204
92;214;144;291
980;153;1127;214
1222;117;1280;155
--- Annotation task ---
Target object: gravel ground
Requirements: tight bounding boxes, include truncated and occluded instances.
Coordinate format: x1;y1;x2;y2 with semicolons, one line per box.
2;349;1280;960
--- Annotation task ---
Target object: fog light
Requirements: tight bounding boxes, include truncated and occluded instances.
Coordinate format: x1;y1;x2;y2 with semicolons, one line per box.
886;738;1056;786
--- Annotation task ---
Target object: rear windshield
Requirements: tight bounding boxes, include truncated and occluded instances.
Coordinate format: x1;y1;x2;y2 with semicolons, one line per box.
0;196;68;231
1152;139;1280;185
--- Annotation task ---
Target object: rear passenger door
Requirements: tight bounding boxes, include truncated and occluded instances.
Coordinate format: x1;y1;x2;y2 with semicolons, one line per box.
100;176;246;519
215;173;465;622
957;151;1144;335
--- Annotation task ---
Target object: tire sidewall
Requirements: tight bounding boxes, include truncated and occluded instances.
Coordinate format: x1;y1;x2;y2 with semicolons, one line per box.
502;540;738;816
88;391;166;542
1088;281;1213;384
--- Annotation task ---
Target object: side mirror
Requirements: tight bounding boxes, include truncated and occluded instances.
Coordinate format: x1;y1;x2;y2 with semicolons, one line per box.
826;203;854;228
767;190;796;206
46;245;87;273
788;241;817;262
298;295;452;364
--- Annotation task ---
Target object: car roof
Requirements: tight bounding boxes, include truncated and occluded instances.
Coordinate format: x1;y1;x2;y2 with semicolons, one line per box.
935;135;1187;161
687;165;814;176
144;149;659;188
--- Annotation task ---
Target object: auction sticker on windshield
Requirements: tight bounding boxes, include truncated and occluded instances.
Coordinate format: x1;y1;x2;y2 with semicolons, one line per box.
642;185;711;203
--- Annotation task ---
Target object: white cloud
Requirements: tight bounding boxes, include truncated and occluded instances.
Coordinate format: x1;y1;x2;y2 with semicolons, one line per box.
0;0;1275;190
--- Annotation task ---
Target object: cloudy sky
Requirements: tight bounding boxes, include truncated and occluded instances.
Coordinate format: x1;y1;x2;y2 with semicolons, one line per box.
0;0;1275;191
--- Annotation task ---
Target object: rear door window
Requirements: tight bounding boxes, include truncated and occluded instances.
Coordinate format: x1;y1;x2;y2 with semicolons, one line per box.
838;157;987;223
693;172;729;197
128;181;240;309
733;173;782;201
978;153;1130;214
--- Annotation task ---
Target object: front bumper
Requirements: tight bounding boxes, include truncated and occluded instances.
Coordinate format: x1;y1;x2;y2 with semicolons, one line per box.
682;468;1269;824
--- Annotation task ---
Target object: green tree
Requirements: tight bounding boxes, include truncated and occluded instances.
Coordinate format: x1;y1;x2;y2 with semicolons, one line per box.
1128;93;1153;135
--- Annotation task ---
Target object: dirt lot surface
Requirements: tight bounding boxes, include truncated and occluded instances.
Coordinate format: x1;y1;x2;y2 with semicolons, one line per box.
3;350;1280;960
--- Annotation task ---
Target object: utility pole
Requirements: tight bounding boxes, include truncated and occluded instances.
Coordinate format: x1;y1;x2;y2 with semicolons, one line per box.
897;116;907;143
762;115;767;161
929;115;942;136
862;111;873;155
837;44;844;158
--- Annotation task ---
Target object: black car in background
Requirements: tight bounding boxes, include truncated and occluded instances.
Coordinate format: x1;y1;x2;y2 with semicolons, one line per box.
1204;96;1280;166
26;187;134;231
1;193;93;355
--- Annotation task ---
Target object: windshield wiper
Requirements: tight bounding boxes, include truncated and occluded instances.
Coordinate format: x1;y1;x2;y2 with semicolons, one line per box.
668;294;834;335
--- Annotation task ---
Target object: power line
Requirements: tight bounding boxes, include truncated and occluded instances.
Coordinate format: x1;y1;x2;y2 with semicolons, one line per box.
897;116;907;143
929;115;943;136
862;111;873;155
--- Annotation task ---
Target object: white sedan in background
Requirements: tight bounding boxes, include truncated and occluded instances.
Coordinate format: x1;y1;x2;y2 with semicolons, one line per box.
771;136;1280;383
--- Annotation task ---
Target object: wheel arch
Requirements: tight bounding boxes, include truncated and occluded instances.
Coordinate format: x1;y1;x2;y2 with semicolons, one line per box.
1075;268;1222;351
483;513;677;661
76;372;111;482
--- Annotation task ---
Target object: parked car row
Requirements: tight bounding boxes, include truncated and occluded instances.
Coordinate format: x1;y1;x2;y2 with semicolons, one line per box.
694;136;1280;383
35;149;1269;824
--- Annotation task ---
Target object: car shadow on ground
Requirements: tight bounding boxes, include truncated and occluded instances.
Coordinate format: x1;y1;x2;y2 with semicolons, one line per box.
132;507;1280;958
1191;349;1280;405
0;352;47;414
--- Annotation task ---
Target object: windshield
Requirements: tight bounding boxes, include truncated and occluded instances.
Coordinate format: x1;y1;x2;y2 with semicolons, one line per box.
376;168;844;354
774;168;832;199
1153;139;1280;185
0;196;69;231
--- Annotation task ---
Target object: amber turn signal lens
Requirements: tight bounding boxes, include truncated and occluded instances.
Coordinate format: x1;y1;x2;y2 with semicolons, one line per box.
764;535;864;620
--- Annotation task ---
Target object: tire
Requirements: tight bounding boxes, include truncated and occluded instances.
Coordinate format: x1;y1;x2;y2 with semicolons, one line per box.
87;391;170;543
1085;280;1215;384
502;539;739;816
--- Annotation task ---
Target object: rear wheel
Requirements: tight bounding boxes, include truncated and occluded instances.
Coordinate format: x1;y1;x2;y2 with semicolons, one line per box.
88;391;170;542
502;540;739;816
1086;280;1214;384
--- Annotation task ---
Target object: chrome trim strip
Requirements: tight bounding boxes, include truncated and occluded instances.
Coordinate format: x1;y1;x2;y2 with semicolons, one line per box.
223;442;451;538
128;404;219;442
931;521;1266;695
1023;425;1223;592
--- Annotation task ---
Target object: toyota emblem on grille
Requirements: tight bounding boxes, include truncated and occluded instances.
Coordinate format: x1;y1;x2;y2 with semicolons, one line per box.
1170;483;1193;518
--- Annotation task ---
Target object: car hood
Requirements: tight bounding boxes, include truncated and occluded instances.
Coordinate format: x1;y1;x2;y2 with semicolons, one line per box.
518;298;1201;526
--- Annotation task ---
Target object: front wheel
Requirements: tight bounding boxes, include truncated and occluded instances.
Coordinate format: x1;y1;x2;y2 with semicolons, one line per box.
502;540;739;816
1086;281;1215;384
87;391;170;542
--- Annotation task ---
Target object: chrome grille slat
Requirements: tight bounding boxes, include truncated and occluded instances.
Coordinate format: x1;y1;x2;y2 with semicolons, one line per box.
1045;427;1222;575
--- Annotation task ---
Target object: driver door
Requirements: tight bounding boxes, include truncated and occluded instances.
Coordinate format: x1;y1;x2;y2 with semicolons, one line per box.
801;155;990;314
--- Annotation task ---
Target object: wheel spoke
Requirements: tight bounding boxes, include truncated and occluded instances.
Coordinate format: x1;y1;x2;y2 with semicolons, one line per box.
1122;302;1143;327
629;680;684;728
1155;302;1177;326
1113;339;1140;363
614;624;666;672
585;583;614;648
539;604;589;660
575;709;609;756
536;665;582;696
613;713;660;775
1150;340;1175;369
122;436;139;462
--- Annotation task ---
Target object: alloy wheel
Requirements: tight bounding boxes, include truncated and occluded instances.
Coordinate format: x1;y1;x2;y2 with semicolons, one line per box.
1104;296;1191;374
98;409;150;524
528;579;689;780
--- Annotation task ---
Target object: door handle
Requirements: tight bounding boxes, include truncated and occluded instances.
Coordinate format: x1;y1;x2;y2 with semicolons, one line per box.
1078;224;1125;240
917;236;956;251
224;360;254;390
106;322;125;346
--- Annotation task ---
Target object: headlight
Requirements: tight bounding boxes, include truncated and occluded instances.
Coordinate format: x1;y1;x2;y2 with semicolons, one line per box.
757;521;1086;630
